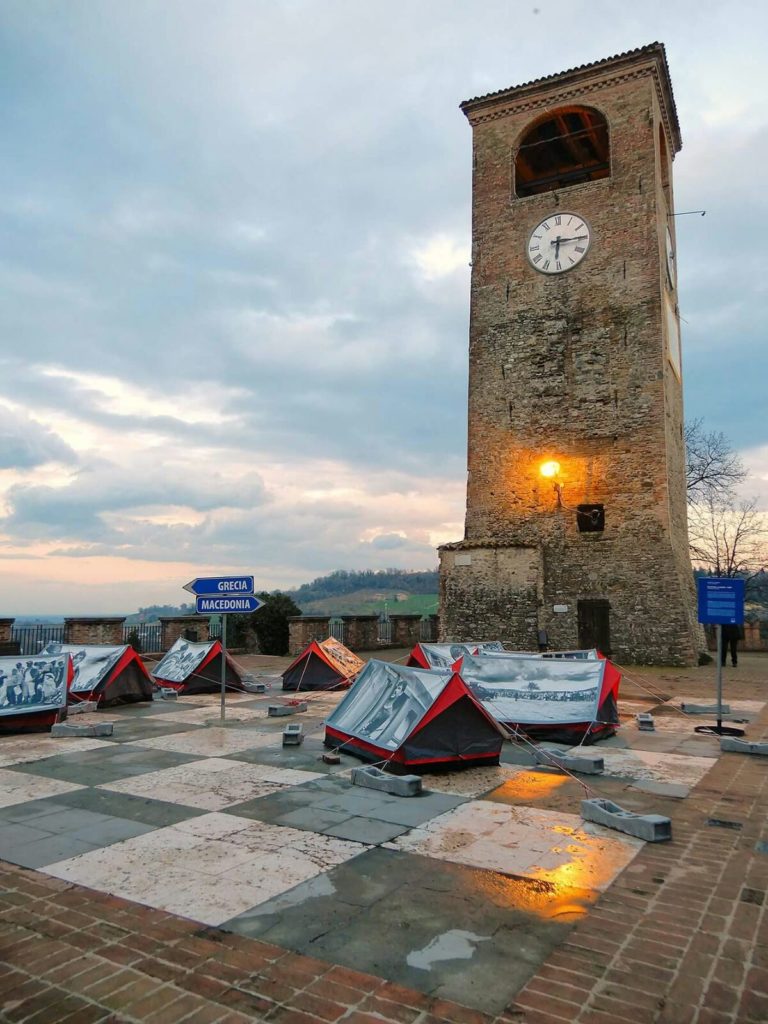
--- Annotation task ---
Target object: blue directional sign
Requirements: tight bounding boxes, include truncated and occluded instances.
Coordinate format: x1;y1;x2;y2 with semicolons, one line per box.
697;577;745;625
196;595;263;614
184;575;254;597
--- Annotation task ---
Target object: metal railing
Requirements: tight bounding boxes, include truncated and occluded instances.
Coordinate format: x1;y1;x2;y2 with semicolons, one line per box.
121;623;162;652
11;624;66;656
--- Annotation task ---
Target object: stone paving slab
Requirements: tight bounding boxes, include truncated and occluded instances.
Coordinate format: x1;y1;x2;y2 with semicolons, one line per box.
40;786;208;827
0;735;108;769
44;812;368;926
5;745;204;786
223;846;598;1015
388;801;642;893
225;774;466;840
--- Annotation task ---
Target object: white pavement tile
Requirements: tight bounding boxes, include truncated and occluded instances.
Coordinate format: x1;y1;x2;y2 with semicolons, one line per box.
146;706;266;726
97;757;323;810
44;812;366;925
127;726;281;756
0;736;110;769
0;769;85;808
573;746;716;787
420;765;528;798
673;697;766;716
389;801;641;892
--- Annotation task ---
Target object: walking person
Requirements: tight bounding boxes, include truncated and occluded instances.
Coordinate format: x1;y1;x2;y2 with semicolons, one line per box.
721;623;741;668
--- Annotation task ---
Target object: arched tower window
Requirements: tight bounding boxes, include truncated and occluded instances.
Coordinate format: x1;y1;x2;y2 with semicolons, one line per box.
515;106;610;198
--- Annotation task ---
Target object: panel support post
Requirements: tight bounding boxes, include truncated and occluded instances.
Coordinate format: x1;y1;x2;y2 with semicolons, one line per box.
220;614;227;724
716;623;723;732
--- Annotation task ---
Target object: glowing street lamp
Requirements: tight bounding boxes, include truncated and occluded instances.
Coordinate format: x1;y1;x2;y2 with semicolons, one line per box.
539;460;561;479
539;460;564;506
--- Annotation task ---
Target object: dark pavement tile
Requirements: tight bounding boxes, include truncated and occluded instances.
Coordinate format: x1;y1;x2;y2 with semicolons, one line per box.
222;847;594;1015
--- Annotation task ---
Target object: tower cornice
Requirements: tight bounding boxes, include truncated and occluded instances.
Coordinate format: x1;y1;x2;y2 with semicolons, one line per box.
461;42;681;154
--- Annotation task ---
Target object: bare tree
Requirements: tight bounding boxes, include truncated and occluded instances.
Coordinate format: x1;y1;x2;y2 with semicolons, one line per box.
688;495;768;586
685;418;747;504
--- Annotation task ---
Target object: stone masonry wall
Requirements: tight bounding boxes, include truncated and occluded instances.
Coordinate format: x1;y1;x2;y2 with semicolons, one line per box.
287;617;331;656
439;545;540;647
64;618;126;646
341;615;380;652
159;616;210;651
388;614;423;649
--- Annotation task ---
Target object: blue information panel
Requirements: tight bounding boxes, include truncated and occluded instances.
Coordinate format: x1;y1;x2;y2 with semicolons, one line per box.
697;577;745;625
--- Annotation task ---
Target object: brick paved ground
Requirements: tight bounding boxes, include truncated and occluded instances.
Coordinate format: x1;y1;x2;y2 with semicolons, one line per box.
1;655;767;1023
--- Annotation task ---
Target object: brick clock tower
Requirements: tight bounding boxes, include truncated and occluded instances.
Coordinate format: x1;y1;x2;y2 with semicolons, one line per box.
439;44;703;665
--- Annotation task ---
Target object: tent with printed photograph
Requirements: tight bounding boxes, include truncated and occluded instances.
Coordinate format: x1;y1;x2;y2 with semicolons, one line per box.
0;653;71;731
153;638;243;694
406;641;506;670
324;660;504;770
42;643;154;706
456;652;621;744
282;636;365;692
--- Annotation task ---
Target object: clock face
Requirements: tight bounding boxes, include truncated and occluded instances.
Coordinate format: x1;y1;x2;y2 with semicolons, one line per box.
527;213;591;274
665;227;676;286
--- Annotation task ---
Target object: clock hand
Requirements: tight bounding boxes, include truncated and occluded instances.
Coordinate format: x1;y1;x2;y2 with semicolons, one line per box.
551;234;589;244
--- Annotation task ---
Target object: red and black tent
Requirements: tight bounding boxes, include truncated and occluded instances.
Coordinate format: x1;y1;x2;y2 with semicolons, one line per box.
153;638;243;695
282;637;364;692
42;643;153;706
457;651;621;744
407;641;506;670
324;660;504;771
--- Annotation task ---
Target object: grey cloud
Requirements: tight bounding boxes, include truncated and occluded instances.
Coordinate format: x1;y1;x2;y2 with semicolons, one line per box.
0;412;78;469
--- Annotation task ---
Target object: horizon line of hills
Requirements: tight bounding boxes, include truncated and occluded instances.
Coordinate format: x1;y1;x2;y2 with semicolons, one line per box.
13;568;441;624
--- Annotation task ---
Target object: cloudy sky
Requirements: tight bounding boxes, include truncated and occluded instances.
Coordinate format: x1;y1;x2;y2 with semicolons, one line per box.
1;0;766;615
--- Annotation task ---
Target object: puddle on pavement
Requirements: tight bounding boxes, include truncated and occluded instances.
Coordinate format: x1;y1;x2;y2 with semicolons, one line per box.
407;929;490;970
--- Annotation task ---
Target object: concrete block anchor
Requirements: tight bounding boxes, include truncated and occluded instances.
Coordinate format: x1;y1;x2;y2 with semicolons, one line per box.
282;723;304;746
322;752;341;765
68;701;99;715
720;738;768;756
351;765;422;797
636;712;655;732
51;722;114;738
157;687;178;700
268;702;308;717
533;748;604;775
244;681;268;694
581;798;672;842
681;703;731;715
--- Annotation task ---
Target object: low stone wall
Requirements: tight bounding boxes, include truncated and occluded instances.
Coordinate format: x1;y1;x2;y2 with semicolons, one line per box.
64;618;125;646
287;616;331;656
158;616;210;651
341;615;379;651
388;614;422;649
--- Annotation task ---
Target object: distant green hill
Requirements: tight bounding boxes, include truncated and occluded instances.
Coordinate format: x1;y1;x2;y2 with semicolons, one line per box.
287;569;438;617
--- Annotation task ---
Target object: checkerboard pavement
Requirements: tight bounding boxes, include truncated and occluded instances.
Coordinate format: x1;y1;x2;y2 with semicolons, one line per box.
1;655;767;1022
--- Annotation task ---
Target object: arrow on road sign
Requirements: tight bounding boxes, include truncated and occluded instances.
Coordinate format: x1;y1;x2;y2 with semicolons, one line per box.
184;575;255;597
195;595;264;615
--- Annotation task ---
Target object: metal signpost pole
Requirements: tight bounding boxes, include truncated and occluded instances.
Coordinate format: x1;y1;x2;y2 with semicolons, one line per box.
220;613;227;724
184;576;262;729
